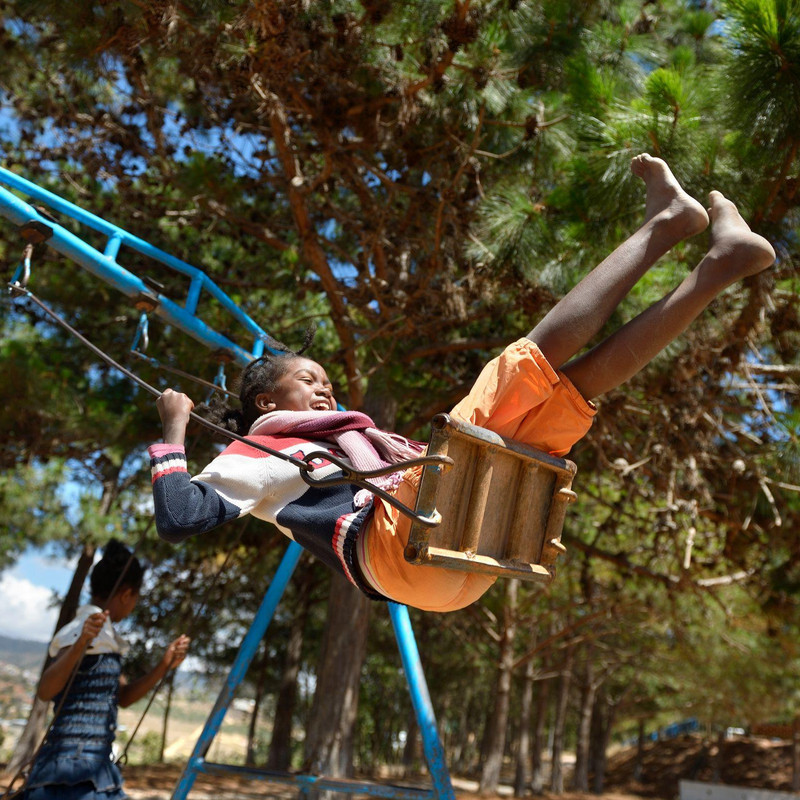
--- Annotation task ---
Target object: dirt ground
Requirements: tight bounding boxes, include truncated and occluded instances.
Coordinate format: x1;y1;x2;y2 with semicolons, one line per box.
117;763;648;800
3;734;797;799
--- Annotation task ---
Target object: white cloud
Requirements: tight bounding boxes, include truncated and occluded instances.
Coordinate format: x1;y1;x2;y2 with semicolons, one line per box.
27;551;74;574
0;573;59;642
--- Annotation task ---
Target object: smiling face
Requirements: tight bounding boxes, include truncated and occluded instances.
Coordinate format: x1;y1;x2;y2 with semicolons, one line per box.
254;357;336;414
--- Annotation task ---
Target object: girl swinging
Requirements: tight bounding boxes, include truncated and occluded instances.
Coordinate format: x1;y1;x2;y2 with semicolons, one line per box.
21;541;190;800
149;154;775;613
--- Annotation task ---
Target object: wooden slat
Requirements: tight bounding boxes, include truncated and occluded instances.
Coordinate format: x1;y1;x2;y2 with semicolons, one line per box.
423;546;553;580
459;445;495;554
407;414;577;583
506;462;553;563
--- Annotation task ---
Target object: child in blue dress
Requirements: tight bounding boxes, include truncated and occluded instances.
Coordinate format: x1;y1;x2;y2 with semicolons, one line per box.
22;540;190;800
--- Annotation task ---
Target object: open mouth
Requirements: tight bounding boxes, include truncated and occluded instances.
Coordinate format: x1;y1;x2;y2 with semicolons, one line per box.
311;401;330;411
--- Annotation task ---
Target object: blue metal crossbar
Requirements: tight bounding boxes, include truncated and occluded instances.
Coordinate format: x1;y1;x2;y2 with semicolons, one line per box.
0;167;456;800
0;166;266;365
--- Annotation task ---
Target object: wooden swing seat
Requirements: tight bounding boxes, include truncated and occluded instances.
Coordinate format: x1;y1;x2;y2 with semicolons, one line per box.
405;414;577;584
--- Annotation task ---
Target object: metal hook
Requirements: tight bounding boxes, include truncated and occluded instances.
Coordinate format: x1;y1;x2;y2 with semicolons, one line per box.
9;219;54;292
299;451;452;527
132;312;150;353
214;363;227;392
9;243;33;290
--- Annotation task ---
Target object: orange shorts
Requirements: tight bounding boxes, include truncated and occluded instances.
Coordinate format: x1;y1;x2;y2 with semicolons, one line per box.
359;338;596;612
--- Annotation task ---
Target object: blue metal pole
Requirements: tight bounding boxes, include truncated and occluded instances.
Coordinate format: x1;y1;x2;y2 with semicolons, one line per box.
388;603;455;800
194;763;435;800
171;542;304;800
0;167;264;328
0;168;308;367
0;184;258;366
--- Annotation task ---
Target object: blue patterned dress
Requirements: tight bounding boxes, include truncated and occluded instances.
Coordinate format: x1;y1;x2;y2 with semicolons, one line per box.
23;652;126;800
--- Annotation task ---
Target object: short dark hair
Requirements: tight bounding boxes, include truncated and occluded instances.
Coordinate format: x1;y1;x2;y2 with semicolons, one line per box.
90;539;144;600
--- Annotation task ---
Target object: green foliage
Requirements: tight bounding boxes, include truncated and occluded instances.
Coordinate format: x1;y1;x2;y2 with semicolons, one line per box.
721;0;800;149
0;461;72;569
644;68;689;118
137;731;163;765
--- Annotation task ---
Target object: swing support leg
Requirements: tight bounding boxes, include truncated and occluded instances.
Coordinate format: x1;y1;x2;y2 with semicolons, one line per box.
389;603;456;800
171;541;304;800
171;545;455;800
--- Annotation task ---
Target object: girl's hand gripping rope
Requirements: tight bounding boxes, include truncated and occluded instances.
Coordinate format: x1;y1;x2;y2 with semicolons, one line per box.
157;388;195;446
163;634;191;670
78;611;108;646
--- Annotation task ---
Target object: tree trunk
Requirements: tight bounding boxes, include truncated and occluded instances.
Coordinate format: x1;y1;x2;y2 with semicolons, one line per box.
479;579;519;794
549;645;574;794
5;541;96;778
589;690;616;794
793;716;800;792
302;575;371;800
56;543;96;632
246;640;270;766
403;704;422;776
513;655;535;797
268;569;314;770
571;647;596;791
530;667;550;795
450;692;474;771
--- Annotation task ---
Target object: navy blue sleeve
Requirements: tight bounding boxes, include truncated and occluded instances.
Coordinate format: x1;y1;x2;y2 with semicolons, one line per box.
149;448;242;543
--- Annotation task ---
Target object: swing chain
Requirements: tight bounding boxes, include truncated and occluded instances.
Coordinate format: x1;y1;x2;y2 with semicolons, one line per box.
113;522;246;767
300;450;452;527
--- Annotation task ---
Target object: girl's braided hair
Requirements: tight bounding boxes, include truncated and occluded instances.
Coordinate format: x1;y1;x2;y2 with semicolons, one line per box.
90;539;144;601
208;327;317;436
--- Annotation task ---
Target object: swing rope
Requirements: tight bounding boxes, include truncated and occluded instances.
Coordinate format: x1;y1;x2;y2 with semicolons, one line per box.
128;349;239;401
114;520;248;766
7;281;448;527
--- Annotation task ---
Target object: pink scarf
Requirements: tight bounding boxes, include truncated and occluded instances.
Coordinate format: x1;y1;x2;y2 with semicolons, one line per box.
249;410;426;506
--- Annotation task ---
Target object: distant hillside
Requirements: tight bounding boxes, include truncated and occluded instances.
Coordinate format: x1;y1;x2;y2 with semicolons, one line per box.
0;635;47;672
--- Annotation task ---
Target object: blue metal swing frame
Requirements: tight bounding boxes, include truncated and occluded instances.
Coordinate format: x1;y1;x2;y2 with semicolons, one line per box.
172;544;454;800
0;166;455;800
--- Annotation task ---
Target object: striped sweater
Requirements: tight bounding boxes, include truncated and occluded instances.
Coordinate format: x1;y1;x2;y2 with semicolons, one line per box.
148;432;387;601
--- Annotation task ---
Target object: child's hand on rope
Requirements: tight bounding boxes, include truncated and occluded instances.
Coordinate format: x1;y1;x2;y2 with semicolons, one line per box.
79;611;108;646
157;388;194;445
163;634;191;670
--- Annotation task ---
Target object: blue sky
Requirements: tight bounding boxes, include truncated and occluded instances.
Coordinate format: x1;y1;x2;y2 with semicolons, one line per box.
0;546;76;642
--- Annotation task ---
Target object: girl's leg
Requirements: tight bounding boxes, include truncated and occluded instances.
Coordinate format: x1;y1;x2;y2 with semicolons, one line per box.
529;154;709;368
561;192;776;400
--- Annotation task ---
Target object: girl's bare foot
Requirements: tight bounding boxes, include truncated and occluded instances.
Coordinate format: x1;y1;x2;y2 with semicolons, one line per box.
706;190;775;279
631;153;709;238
